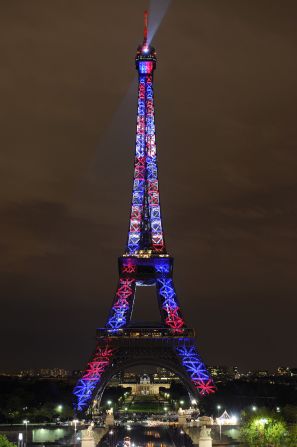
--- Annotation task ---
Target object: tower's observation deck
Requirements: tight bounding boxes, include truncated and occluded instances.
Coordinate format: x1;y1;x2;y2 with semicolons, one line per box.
135;44;157;74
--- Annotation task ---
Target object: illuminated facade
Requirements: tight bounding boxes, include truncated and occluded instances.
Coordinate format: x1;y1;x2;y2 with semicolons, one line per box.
73;12;215;413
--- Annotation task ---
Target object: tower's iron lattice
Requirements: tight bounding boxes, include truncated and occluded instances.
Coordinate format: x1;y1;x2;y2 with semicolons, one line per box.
73;12;215;413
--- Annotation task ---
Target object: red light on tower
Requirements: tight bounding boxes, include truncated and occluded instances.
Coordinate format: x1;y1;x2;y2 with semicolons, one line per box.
142;10;149;53
144;10;148;44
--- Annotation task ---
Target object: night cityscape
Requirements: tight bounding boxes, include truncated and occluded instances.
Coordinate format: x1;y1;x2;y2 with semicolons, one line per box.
1;1;296;447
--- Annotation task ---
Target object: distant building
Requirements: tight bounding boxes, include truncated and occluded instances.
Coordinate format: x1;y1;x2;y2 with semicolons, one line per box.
121;374;170;396
276;367;292;376
153;367;179;383
208;366;232;381
19;368;70;378
255;370;269;378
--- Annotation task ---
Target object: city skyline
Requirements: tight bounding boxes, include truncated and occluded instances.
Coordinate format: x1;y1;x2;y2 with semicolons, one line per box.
1;0;297;372
2;364;297;376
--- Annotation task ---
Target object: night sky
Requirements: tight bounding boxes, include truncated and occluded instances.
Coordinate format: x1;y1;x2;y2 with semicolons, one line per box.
1;1;296;372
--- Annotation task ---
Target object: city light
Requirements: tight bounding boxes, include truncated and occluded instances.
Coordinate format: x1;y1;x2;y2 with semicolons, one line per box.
56;405;63;412
230;415;238;424
107;400;112;405
217;405;221;410
256;418;268;427
252;406;257;411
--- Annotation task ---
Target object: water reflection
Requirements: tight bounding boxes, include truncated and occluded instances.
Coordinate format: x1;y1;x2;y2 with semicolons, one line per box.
0;427;74;446
99;426;194;446
32;428;69;443
1;425;248;447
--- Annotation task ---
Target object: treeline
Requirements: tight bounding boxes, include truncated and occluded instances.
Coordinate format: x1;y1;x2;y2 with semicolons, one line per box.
0;377;74;423
201;379;297;415
0;376;297;423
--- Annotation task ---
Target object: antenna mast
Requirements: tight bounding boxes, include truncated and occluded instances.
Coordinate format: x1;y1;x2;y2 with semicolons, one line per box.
144;10;148;44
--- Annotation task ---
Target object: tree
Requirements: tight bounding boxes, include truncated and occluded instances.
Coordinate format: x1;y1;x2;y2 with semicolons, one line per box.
0;435;16;447
240;416;288;446
287;424;297;447
283;405;297;424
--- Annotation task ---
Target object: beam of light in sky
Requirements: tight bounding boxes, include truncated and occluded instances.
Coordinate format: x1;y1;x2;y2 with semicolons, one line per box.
90;1;172;181
74;0;173;201
148;0;172;44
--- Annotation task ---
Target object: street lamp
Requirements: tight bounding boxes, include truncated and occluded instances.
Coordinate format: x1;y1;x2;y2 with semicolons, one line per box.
107;400;112;406
258;418;268;426
73;419;79;432
23;420;29;446
191;399;197;406
56;404;63;412
218;420;222;440
18;433;23;447
252;406;257;412
180;400;184;406
217;405;221;416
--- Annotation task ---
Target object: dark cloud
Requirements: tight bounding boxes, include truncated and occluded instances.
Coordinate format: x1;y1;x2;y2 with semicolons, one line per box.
0;0;296;372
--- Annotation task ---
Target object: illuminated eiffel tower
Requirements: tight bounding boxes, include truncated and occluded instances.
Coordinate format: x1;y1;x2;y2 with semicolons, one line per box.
73;11;215;413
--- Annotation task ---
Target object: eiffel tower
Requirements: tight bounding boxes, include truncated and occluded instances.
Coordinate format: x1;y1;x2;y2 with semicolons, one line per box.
73;11;215;413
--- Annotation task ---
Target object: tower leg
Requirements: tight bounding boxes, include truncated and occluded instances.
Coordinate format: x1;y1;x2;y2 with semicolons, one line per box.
105;276;136;332
73;342;114;412
176;342;216;396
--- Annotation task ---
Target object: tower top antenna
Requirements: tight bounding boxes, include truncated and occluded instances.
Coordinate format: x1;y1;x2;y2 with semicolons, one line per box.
144;10;148;44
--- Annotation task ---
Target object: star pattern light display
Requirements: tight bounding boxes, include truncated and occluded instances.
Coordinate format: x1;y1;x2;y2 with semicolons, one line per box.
176;344;216;395
106;278;136;332
73;345;113;412
127;55;165;254
156;277;185;333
